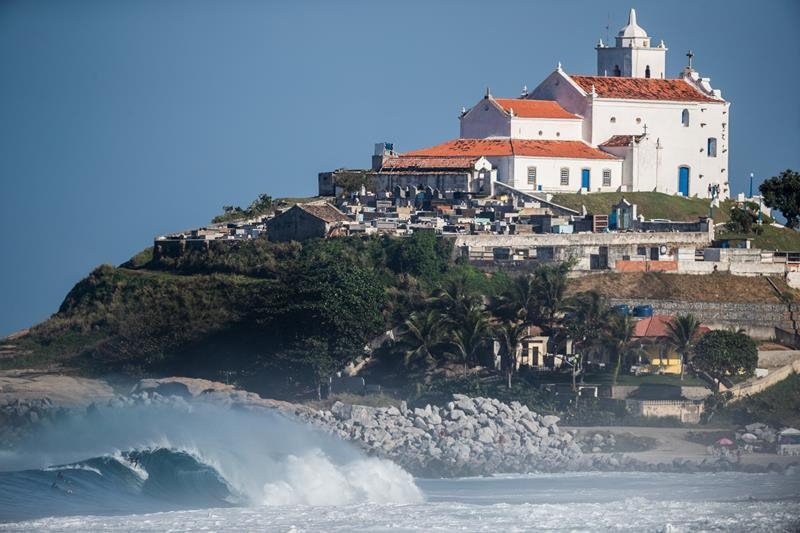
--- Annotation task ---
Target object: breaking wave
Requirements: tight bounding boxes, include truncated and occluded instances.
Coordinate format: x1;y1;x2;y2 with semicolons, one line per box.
0;400;422;522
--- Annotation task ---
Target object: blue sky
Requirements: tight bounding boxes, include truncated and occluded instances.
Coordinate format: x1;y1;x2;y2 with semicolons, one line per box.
1;0;799;337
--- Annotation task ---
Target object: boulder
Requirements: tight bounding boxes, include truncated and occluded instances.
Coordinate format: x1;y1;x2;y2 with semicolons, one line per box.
542;415;560;427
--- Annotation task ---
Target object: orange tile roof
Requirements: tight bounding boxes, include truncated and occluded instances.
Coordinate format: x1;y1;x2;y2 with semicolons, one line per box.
405;139;618;160
494;98;580;119
600;134;645;147
570;75;720;103
381;155;480;171
633;315;711;338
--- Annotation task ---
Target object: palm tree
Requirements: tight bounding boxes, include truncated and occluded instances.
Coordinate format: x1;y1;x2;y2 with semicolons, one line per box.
495;321;528;388
562;290;610;390
665;313;702;381
449;303;493;376
492;274;539;326
605;312;637;385
431;273;481;325
535;262;570;331
398;310;446;377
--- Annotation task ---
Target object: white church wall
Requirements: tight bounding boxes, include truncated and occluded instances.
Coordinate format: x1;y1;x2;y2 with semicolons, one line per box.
529;70;589;119
507;156;623;193
509;117;583;140
460;100;510;139
590;99;728;198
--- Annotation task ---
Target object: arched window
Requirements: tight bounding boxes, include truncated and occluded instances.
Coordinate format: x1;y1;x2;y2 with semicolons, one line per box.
645;65;651;78
681;109;690;127
613;64;621;77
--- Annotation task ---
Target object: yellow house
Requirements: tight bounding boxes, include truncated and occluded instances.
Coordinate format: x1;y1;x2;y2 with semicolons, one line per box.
632;315;696;375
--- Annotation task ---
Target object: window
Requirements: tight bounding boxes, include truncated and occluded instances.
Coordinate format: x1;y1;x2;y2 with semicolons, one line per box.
560;168;569;186
635;117;642;124
681;109;690;127
707;137;717;157
602;169;612;187
527;167;537;186
610;117;616;123
645;65;651;78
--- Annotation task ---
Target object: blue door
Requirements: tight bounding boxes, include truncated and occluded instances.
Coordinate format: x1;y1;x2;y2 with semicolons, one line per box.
581;169;590;189
678;166;690;196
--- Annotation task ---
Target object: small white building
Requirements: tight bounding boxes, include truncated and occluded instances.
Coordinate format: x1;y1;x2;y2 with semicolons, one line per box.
410;9;730;200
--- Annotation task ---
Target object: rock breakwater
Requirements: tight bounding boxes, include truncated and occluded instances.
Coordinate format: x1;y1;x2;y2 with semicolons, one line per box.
299;394;581;477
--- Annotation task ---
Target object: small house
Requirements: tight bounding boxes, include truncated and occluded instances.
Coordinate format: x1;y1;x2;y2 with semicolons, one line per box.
266;202;350;242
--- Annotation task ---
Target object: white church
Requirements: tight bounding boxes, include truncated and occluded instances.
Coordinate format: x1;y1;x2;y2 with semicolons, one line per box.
370;9;730;201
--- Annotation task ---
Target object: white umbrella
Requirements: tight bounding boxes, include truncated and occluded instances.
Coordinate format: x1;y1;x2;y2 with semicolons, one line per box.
740;433;758;442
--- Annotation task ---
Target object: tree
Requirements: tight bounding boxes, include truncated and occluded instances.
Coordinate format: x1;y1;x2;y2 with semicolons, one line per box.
665;313;702;381
562;290;609;390
448;302;493;376
693;330;758;392
387;229;447;279
495;321;528;388
604;311;636;386
492;275;539;326
431;272;482;325
535;262;571;330
398;310;446;377
725;202;763;235
759;169;800;229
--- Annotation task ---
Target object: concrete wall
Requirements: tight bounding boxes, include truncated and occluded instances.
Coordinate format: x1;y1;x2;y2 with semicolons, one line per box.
758;350;800;369
727;359;800;400
616;260;678;272
625;399;704;423
455;231;711;272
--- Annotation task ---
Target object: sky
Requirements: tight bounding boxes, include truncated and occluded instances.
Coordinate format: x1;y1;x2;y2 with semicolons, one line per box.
1;0;799;337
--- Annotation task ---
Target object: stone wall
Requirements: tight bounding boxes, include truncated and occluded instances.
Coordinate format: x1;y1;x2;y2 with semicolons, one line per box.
609;298;795;339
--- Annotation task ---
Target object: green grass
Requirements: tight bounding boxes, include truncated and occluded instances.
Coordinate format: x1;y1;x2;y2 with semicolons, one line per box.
551;192;730;223
720;224;800;251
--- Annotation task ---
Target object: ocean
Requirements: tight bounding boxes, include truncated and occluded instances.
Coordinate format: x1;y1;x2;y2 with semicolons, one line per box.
1;401;798;532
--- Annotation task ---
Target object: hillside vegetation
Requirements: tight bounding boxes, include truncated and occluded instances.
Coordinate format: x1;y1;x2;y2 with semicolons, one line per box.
567;271;798;303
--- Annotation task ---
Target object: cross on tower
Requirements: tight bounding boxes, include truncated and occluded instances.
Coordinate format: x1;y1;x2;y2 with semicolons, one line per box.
643;123;648;135
686;49;694;70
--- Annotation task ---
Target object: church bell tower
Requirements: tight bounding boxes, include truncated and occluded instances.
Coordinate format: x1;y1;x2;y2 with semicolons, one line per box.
596;9;667;79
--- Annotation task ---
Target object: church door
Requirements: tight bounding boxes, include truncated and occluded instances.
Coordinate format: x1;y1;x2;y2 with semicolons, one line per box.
678;166;690;196
581;169;590;190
